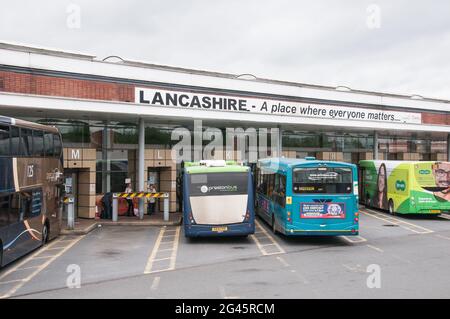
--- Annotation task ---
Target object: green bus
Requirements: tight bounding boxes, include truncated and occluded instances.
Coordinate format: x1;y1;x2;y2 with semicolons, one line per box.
359;160;450;215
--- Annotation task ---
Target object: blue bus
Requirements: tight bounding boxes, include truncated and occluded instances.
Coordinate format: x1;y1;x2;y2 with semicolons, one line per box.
255;157;359;236
182;160;255;237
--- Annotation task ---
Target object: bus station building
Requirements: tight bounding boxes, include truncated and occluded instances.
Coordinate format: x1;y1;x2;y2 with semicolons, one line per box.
0;42;449;219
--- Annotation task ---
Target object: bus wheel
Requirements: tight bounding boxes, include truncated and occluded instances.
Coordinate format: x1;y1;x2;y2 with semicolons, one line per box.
272;215;278;234
41;223;49;245
388;200;396;216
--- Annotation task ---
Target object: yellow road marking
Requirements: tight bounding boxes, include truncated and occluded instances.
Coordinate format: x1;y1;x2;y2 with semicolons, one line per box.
361;208;434;234
0;236;84;298
144;226;180;274
250;220;285;256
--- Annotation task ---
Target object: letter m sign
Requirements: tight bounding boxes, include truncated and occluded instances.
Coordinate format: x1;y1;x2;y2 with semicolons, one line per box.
71;149;80;160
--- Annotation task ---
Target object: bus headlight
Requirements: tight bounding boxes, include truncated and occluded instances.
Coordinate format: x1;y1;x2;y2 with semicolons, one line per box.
189;212;196;224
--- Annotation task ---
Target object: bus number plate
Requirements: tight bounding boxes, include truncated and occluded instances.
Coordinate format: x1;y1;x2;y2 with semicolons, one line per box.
212;226;228;232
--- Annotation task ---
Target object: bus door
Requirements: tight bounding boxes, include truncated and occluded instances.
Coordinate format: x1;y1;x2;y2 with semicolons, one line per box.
292;166;356;229
271;174;287;228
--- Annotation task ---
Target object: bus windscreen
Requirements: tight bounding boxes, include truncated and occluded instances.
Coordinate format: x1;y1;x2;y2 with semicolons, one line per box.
293;167;352;194
189;172;248;196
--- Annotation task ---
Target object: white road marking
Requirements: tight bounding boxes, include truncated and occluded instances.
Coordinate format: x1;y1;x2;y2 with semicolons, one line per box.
219;286;239;299
151;276;160;290
0;236;84;299
366;244;384;253
276;256;290;267
361;208;434;234
435;234;450;241
341;235;367;243
438;214;450;220
250;220;285;256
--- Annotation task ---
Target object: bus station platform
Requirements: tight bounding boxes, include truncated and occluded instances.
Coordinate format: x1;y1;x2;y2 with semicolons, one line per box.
61;213;182;235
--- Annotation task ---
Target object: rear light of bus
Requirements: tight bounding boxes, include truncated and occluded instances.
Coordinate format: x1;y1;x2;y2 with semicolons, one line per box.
245;209;250;221
351;229;356;234
287;211;292;223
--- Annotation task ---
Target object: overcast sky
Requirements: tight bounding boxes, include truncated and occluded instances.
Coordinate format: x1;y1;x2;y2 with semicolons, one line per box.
1;0;450;99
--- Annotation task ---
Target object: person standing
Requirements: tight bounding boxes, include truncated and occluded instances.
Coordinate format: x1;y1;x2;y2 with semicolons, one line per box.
147;184;157;215
125;183;134;217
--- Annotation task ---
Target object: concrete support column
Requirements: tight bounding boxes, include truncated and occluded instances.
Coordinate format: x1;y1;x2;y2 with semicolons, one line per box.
138;118;145;219
373;131;379;160
447;134;450;161
102;121;111;193
276;125;282;157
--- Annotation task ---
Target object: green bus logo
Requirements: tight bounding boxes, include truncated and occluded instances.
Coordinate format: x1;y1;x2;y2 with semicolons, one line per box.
395;180;406;191
419;170;431;175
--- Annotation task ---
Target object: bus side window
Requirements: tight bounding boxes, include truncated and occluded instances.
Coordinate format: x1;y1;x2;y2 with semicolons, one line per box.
0;125;10;156
44;132;54;157
279;175;286;207
0;194;10;227
10;126;20;156
20;128;33;156
53;134;62;158
9;193;21;224
267;173;275;198
33;130;45;157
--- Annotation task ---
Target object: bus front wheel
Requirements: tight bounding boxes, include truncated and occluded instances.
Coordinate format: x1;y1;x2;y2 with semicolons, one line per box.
388;200;396;216
41;223;49;245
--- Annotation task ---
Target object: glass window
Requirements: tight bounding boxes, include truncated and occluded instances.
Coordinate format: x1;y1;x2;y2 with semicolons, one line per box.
53;134;62;158
33;130;44;156
188;172;248;196
44;132;54;156
10;193;20;223
293;166;353;194
20;128;33;156
10;126;20;156
0;194;10;227
0;125;10;156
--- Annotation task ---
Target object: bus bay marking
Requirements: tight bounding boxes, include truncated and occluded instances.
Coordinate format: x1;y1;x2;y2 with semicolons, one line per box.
361;208;434;234
250;220;285;256
144;226;180;274
0;236;84;298
366;244;384;253
340;235;367;243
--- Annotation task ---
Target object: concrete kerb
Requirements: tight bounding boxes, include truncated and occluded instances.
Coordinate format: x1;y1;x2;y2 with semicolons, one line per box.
60;216;182;235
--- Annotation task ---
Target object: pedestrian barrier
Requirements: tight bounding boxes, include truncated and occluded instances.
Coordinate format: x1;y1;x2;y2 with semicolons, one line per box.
112;192;170;222
115;192;168;199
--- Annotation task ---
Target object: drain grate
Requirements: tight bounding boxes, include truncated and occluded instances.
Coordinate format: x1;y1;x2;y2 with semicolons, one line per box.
383;224;399;227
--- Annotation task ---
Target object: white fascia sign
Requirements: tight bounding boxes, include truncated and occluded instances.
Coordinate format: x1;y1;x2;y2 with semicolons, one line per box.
135;87;422;124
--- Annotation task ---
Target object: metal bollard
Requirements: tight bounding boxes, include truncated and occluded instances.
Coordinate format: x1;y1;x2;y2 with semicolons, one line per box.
112;193;119;222
67;196;75;230
163;193;169;222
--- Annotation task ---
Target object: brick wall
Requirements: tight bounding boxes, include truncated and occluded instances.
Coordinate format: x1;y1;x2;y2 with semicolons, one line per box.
0;70;134;102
